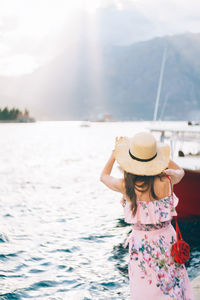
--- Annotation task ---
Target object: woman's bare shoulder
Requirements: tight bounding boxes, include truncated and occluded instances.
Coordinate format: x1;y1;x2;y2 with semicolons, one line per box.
122;175;170;203
156;175;169;183
154;176;170;199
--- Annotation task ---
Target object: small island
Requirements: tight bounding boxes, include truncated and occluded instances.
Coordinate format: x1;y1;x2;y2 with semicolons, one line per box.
0;107;35;123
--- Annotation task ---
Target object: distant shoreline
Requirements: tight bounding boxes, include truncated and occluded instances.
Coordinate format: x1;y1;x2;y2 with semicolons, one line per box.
0;119;35;123
0;107;35;123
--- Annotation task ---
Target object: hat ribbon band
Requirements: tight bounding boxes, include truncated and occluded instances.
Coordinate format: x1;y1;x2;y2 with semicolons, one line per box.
129;150;157;162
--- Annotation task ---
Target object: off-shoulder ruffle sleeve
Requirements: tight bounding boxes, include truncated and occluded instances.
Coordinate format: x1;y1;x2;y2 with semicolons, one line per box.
123;194;179;224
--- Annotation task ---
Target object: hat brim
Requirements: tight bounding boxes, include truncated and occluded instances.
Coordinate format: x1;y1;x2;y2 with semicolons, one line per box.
114;137;170;176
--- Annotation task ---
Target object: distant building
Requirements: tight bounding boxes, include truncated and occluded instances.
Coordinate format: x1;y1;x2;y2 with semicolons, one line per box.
16;109;35;122
96;113;113;122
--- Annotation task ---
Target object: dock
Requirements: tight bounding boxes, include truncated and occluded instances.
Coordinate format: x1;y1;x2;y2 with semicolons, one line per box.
192;275;200;299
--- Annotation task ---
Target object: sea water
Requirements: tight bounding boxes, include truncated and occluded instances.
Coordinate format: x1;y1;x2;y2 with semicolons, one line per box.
0;121;199;300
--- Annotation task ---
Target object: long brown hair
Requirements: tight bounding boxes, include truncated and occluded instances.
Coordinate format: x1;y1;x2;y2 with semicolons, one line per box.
124;171;166;217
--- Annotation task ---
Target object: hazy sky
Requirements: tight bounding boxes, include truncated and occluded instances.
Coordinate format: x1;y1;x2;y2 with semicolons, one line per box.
1;0;200;76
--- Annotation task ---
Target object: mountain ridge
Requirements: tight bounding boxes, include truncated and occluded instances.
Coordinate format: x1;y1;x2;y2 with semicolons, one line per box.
0;32;200;121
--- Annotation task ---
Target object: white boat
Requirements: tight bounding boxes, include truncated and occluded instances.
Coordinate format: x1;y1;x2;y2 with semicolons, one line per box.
149;46;200;218
147;124;200;218
149;123;200;159
80;121;90;127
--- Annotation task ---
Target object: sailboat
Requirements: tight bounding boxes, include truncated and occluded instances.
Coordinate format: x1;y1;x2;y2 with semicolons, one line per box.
150;45;200;218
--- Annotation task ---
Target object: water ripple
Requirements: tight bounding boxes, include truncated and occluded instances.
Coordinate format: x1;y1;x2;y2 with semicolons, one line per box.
0;252;21;261
0;234;9;243
26;280;59;291
0;293;21;300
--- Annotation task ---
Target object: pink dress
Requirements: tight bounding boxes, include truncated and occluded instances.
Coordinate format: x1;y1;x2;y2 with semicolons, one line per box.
123;187;195;300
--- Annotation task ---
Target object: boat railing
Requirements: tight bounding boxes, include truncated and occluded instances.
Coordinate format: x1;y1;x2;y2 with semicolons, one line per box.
149;126;200;158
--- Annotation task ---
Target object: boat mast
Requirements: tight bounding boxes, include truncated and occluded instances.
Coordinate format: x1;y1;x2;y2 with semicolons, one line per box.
153;45;167;121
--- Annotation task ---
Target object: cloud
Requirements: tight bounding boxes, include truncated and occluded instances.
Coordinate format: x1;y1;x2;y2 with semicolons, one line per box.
0;0;200;76
0;0;74;76
0;54;38;76
128;0;200;34
101;0;200;36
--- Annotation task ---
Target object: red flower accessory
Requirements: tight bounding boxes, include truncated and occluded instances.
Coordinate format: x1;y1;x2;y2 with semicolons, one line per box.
167;176;190;264
171;216;190;264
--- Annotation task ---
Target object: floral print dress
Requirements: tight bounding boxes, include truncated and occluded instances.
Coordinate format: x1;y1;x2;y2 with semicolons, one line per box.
123;191;194;300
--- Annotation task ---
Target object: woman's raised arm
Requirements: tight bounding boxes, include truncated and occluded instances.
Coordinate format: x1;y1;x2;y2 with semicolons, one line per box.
164;160;185;185
100;151;124;193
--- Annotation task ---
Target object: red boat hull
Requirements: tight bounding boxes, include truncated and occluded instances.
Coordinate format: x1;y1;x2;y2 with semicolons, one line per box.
174;169;200;218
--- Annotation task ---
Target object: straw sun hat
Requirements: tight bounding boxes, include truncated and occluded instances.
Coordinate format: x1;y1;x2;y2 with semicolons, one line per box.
114;132;170;176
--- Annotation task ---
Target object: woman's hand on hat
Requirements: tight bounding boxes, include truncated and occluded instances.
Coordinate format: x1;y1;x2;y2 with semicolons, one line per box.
115;136;124;143
164;168;183;176
164;169;175;176
113;137;123;157
115;137;123;151
164;168;185;184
